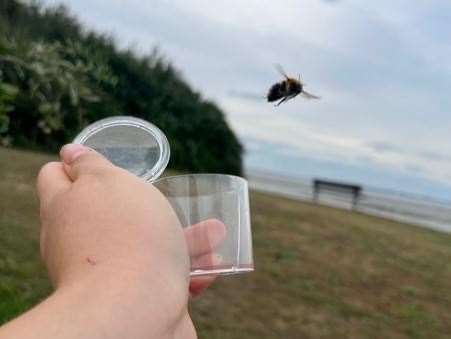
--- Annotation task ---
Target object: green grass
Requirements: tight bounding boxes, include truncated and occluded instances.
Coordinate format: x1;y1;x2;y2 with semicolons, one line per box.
2;147;451;338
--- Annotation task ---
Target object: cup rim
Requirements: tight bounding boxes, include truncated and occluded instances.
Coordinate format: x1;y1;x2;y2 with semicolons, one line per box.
151;173;249;185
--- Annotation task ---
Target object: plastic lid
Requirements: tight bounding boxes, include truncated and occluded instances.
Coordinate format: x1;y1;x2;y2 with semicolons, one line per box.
73;116;170;182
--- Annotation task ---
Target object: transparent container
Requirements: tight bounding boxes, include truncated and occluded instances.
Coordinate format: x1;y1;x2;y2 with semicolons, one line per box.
154;174;254;276
73;116;170;181
73;116;254;276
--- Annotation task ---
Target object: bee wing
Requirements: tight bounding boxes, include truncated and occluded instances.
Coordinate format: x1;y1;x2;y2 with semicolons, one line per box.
298;74;305;86
301;90;321;100
274;64;289;79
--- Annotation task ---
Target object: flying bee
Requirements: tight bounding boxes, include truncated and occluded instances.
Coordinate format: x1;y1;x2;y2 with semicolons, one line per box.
266;65;320;106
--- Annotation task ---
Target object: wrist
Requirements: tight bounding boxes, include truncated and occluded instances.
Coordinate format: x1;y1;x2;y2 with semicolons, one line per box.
50;265;190;339
0;271;189;339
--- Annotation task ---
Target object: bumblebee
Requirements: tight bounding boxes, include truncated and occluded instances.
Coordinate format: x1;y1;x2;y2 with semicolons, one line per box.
267;65;320;106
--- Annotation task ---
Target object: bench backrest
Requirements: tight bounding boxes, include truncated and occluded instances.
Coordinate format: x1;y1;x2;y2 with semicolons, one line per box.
313;179;362;208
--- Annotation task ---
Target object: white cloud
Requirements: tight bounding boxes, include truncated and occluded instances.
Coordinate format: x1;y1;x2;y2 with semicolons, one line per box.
41;0;451;194
224;95;451;185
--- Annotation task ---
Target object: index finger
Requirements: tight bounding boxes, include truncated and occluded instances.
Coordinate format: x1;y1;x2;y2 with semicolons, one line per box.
183;219;226;257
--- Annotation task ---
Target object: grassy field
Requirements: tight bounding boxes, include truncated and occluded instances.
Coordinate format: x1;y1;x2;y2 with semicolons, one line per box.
1;147;451;338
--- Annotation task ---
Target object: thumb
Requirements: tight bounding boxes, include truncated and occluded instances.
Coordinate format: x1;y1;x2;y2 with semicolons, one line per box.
37;161;72;208
60;144;115;182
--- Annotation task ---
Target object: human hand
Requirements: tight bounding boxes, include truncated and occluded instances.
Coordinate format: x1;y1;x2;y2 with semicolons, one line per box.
34;144;224;338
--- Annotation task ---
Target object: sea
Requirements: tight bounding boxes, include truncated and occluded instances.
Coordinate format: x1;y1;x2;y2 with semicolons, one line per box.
247;170;451;233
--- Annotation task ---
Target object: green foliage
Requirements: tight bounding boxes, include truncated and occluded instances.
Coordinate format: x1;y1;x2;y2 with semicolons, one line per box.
0;37;118;149
0;82;18;143
0;0;243;174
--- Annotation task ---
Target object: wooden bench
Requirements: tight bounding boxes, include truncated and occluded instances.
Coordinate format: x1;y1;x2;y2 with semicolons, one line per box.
313;179;362;209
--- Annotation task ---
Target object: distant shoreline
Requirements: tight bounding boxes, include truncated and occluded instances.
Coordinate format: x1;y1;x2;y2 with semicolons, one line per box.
246;169;451;233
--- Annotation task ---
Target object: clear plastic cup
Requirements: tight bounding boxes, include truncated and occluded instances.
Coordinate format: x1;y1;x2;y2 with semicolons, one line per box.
153;174;254;276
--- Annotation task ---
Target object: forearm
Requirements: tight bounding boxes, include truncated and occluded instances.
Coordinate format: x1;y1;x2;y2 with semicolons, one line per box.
0;272;193;339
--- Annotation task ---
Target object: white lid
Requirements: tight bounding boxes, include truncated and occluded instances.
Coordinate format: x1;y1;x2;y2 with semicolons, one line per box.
73;116;170;182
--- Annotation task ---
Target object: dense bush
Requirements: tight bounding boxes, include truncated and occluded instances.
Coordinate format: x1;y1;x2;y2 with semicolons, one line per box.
0;0;243;175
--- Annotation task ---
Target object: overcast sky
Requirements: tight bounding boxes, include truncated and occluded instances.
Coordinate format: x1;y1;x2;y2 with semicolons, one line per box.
41;0;451;200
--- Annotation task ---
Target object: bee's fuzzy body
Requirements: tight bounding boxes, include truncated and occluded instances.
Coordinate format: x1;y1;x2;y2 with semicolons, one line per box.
267;65;320;106
267;79;302;102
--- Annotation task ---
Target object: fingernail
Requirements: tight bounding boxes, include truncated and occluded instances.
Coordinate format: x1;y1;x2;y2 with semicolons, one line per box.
60;144;92;164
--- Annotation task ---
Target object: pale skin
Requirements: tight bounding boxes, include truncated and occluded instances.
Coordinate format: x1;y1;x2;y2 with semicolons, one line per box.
0;144;224;339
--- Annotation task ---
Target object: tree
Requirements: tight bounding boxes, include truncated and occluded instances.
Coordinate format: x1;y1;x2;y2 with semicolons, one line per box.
0;0;243;175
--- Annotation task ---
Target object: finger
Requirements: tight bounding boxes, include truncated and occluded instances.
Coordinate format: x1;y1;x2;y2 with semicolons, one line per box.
60;144;115;182
190;276;217;297
184;219;226;257
191;253;222;271
36;161;71;207
189;253;221;297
